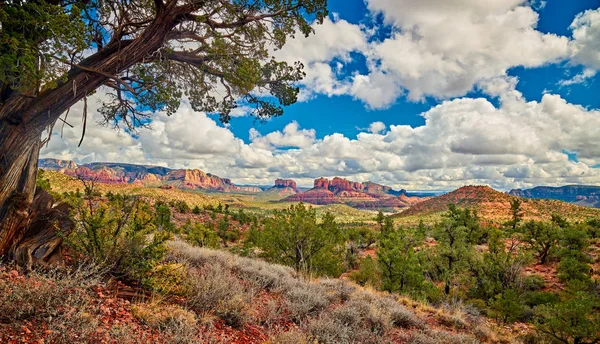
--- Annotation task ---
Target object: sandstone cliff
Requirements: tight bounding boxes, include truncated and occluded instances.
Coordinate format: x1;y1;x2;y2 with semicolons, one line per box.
283;177;426;209
39;159;261;193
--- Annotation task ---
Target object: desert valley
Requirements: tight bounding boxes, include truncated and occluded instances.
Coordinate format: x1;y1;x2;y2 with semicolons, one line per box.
2;0;600;343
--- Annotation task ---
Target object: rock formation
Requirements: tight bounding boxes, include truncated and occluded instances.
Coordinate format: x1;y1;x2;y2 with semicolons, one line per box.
509;185;600;208
39;159;262;193
39;158;78;171
283;177;426;209
274;179;298;192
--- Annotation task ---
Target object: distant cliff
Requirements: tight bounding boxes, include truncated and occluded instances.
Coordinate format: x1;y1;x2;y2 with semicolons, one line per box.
39;159;261;193
282;177;427;209
509;185;600;208
39;158;78;171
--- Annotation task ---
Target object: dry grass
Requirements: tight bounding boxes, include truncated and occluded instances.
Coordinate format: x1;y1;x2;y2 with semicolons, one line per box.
186;263;254;327
0;239;510;343
0;265;103;343
167;240;502;343
131;302;198;343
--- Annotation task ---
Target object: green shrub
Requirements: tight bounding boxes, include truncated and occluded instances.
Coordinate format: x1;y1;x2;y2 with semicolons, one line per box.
534;291;600;344
523;274;546;291
185;223;220;248
349;256;381;288
257;203;344;276
378;227;425;295
154;201;175;231
489;289;526;323
174;200;190;213
557;256;591;284
66;187;170;284
523;291;559;308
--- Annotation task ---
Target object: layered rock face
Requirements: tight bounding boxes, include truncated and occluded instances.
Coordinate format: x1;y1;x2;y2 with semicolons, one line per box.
283;177;426;209
39;159;261;193
166;169;239;191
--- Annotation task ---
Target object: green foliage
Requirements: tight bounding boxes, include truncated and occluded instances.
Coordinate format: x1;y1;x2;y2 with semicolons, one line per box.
585;219;600;239
507;198;523;231
173;200;190;214
490;289;526;324
346;226;377;248
534;291;600;344
520;220;561;264
349;256;381;288
216;216;241;246
184;222;220;249
382;216;395;235
192;205;201;215
2;0;329;130
469;229;531;303
555;223;592;284
154;201;175;232
0;1;90;92
66;187;169;284
557;257;591;284
428;205;479;295
256;203;344;276
376;211;385;230
377;227;426;295
36;169;52;192
523;274;546;291
523;291;559;308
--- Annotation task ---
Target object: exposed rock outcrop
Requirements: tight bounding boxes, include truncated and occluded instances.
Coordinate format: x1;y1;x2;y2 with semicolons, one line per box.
283;177;427;209
39;159;261;193
274;179;298;192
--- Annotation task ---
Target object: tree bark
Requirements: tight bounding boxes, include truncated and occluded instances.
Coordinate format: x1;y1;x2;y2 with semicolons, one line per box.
0;6;183;264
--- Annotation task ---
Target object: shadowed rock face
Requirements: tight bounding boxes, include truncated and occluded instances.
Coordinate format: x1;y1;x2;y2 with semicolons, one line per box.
509;185;600;208
273;179;297;192
283;177;427;209
39;159;261;193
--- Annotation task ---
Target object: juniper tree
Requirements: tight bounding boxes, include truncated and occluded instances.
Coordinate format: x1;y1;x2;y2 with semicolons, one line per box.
0;0;328;262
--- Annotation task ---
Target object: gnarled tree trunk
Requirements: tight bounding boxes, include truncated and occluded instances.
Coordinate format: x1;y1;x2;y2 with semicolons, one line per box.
0;7;181;265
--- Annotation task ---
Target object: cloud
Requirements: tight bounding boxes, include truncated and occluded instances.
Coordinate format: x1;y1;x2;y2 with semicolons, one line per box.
41;85;600;191
570;8;600;70
559;68;598;86
38;5;600;191
368;122;386;134
351;0;569;106
249;121;316;149
274;1;600;108
273;16;367;100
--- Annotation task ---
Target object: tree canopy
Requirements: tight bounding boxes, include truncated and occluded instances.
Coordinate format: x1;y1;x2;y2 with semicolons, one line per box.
0;0;328;129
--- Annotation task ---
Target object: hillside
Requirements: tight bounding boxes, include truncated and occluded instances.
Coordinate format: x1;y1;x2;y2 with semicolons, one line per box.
0;240;514;343
42;170;376;223
398;185;600;223
509;185;600;208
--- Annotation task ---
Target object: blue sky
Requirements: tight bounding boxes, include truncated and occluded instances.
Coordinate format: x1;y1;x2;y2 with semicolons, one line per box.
225;0;600;143
42;0;600;191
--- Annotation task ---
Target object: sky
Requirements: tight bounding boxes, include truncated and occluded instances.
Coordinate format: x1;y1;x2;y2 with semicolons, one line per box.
41;0;600;192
